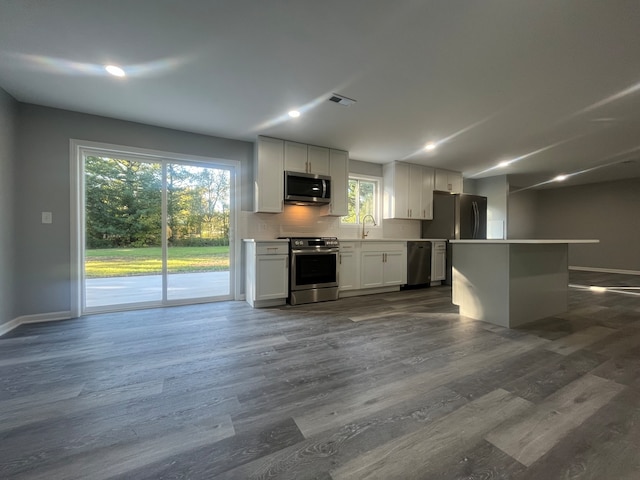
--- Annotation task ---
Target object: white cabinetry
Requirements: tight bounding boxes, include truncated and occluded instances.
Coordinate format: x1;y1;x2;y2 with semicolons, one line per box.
431;241;447;283
256;137;347;215
254;136;284;213
328;149;349;217
284;141;329;175
308;145;330;175
434;169;463;194
338;241;360;291
360;242;407;288
383;162;434;220
419;165;434;219
245;241;288;307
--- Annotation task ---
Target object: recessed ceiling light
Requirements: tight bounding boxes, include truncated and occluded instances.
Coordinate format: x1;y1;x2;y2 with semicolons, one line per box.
553;174;568;182
105;65;125;77
288;110;301;118
424;142;437;151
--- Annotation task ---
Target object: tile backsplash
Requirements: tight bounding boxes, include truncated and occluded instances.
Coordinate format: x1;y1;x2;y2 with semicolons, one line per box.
239;206;420;240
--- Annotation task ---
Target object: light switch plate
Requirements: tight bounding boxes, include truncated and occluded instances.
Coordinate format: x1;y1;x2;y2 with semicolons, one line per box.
42;211;52;224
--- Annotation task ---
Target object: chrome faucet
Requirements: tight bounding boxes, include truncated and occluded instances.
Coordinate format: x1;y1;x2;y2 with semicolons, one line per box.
361;214;377;239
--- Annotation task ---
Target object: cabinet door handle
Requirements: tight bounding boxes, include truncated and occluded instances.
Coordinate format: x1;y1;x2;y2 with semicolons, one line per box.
339;254;342;265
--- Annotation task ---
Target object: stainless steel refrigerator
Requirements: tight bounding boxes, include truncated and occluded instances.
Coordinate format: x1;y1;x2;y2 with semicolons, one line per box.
421;193;487;284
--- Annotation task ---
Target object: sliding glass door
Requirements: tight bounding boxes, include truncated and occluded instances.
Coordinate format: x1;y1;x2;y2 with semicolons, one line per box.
82;152;233;312
166;163;230;301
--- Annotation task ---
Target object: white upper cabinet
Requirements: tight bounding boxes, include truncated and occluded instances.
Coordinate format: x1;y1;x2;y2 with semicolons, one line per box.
434;168;463;194
420;166;435;219
383;162;410;219
307;145;330;175
284;141;309;173
254;136;284;213
284;142;330;175
328;149;349;217
383;162;434;220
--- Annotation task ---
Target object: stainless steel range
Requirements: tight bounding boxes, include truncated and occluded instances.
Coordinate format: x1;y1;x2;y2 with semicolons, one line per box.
282;237;340;305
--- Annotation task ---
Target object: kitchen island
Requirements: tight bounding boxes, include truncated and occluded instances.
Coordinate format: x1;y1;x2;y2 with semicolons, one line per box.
450;239;599;328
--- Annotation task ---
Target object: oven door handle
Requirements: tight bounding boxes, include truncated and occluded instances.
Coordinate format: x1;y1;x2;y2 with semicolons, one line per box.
290;248;340;254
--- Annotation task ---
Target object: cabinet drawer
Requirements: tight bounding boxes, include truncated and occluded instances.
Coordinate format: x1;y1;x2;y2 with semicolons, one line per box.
256;243;289;255
432;241;447;251
339;241;359;252
361;242;405;252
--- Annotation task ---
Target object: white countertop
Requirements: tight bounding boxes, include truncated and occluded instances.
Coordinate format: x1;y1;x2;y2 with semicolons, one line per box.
342;238;447;242
243;238;447;242
242;239;289;243
450;239;599;244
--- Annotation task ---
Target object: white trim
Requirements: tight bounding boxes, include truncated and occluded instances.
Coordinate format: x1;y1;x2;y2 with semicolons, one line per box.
0;311;73;337
342;173;383;226
70;139;82;318
0;318;21;337
69;139;242;314
569;266;640;276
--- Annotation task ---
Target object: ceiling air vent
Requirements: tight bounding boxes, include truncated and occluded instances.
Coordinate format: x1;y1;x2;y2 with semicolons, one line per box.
328;93;356;106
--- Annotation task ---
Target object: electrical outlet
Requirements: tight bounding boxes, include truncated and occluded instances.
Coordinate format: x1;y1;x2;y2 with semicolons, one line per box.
42;212;53;224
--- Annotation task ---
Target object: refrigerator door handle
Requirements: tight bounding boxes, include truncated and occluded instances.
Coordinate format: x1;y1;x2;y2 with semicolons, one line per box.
472;201;479;238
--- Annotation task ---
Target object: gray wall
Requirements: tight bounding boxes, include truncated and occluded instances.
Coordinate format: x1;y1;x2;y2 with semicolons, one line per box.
507;188;537;239
534;178;640;271
0;89;17;327
15;104;254;317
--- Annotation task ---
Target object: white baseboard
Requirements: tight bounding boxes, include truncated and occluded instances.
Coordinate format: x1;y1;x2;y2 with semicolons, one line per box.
0;317;21;337
569;266;640;276
0;311;72;337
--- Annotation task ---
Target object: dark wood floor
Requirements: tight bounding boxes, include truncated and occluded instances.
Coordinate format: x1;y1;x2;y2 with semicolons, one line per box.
1;271;639;479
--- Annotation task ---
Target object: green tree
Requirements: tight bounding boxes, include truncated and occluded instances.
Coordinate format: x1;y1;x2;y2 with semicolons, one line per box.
85;156;162;248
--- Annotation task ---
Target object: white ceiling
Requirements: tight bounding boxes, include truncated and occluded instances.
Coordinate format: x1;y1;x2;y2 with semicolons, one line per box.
2;0;640;188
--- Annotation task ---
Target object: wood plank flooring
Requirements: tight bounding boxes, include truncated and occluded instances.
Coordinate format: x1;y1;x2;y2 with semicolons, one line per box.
1;271;639;479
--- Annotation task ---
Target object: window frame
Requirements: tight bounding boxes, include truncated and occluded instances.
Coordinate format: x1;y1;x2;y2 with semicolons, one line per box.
341;173;382;227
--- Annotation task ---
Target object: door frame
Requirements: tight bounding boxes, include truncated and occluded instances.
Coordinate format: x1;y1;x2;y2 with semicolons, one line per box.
70;139;242;317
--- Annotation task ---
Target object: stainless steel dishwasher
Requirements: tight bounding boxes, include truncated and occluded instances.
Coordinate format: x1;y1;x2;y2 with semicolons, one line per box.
405;241;432;287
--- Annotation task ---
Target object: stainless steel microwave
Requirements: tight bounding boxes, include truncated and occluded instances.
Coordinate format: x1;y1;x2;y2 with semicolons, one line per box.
284;171;331;205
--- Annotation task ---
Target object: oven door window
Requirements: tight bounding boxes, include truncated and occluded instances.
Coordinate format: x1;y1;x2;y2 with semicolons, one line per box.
293;253;337;288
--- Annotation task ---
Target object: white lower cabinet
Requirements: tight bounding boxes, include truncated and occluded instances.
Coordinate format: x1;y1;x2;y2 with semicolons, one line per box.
245;241;288;307
382;250;407;285
360;252;385;288
360;242;407;289
338;241;360;291
431;241;447;282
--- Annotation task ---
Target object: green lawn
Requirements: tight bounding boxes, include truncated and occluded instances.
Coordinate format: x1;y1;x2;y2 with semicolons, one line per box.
85;246;230;278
